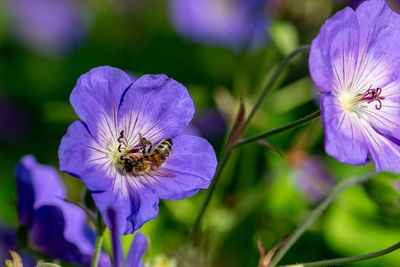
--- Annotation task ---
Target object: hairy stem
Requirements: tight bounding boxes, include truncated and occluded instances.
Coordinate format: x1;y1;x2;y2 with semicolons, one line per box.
278;241;400;267
241;45;311;131
233;110;320;149
91;211;105;267
269;175;372;267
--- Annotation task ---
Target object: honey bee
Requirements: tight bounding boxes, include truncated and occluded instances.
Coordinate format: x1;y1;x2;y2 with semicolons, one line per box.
130;138;173;175
118;131;152;173
117;131;173;175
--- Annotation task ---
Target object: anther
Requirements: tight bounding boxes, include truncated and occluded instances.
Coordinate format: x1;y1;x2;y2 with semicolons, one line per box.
360;86;385;110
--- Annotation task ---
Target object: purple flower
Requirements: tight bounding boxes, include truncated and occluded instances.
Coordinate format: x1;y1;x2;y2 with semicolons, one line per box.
0;224;17;264
341;0;400;10
169;0;269;51
58;66;217;235
5;0;90;57
0;97;31;144
289;155;334;203
15;155;111;267
108;209;147;267
309;0;400;172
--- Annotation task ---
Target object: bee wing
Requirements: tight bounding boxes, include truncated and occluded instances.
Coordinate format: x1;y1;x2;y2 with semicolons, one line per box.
149;168;177;178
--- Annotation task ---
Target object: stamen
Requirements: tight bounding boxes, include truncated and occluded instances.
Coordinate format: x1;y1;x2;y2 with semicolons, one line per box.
360;86;385;110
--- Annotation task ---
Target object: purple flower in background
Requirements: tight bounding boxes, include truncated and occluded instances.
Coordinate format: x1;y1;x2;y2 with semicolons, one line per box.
341;0;400;10
15;155;111;266
5;0;91;57
0;97;31;144
109;209;147;267
59;66;217;235
0;224;17;264
289;155;334;204
169;0;269;51
183;109;227;143
309;0;400;172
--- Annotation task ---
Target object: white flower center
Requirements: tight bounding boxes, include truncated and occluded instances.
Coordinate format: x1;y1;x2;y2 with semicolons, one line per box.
338;86;385;112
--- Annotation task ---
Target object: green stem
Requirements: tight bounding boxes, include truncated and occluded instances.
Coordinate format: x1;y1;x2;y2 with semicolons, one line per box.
91;211;105;267
191;148;232;243
278;241;400;267
191;45;311;244
233;110;320;149
241;45;310;131
269;175;372;267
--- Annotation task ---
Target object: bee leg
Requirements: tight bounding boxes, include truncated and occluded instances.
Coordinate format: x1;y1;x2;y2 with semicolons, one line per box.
146;142;152;154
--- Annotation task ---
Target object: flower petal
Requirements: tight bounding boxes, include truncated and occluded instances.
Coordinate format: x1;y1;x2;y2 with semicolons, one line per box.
59;120;160;234
321;94;370;165
126;232;147;267
350;0;400;91
16;156;111;267
58;120;111;191
29;206;90;265
117;74;195;143
29;205;111;267
92;186;159;235
365;125;400;173
15;155;66;227
309;6;359;94
148;135;217;200
59;119;160;234
70;66;133;141
108;208;123;267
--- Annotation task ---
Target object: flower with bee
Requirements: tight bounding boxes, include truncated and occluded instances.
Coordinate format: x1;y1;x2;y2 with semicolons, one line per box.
59;66;217;234
310;0;400;172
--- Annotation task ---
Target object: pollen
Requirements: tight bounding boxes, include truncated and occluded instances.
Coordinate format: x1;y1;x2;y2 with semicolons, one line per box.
338;91;359;112
338;86;385;112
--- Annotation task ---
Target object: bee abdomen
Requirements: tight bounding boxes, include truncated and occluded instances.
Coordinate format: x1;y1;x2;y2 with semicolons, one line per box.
150;138;173;167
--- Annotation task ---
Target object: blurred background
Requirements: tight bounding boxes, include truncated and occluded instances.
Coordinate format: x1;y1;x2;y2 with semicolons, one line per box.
0;0;400;266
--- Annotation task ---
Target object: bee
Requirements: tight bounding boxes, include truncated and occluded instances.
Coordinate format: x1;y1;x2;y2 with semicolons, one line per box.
118;131;153;173
117;130;173;175
130;138;173;175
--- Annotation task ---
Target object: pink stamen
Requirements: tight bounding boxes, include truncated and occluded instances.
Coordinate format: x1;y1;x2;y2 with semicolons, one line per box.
360;86;385;110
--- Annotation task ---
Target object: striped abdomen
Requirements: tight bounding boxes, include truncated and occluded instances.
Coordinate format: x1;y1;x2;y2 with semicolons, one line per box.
147;138;172;168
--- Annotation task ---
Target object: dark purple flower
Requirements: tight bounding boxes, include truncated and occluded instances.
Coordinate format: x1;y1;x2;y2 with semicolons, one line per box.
0;224;17;264
5;0;90;57
182;109;227;144
0;97;31;144
15;155;111;267
309;0;400;172
191;109;227;143
169;0;269;51
58;66;217;235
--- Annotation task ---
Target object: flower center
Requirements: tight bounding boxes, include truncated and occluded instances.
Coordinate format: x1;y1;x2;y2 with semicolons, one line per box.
114;130;153;174
339;86;385;112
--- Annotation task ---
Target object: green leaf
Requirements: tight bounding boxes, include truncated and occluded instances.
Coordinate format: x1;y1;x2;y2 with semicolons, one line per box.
269;21;299;56
363;172;400;209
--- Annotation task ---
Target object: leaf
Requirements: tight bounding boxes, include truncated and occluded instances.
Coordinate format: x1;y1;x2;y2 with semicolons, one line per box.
363;172;400;209
270;21;299;56
258;234;290;267
256;139;283;158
